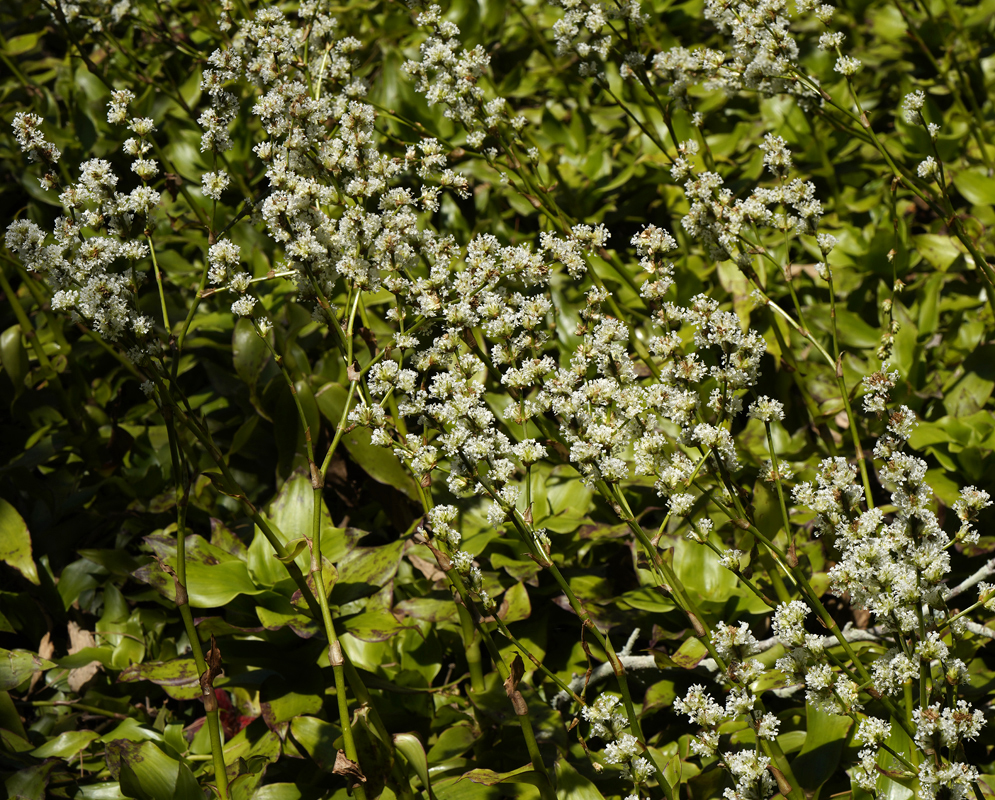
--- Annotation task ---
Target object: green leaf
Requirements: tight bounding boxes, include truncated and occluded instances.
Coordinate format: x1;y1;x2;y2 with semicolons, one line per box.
3;763;57;800
232;317;270;387
913;234;962;271
184;561;265;608
917;273;943;336
248;472;333;585
0;648;56;691
252;786;304;800
395;733;432;793
953;170;995;206
1;728;35;753
118;659;201;701
554;759;606;800
497;582;531;623
331;539;405;605
0;325;29;397
99;719;165;745
117;741;203;800
260;671;324;726
341;610;408;643
2;32;42;56
0;498;39;585
458;765;543;786
393;598;459;623
288;716;340;771
671;638;708;670
792;703;853;793
643;679;677;713
428;724;478;764
30;730;100;759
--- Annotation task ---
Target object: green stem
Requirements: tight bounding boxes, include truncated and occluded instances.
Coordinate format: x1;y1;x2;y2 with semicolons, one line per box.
147;235;171;334
161;406;229;800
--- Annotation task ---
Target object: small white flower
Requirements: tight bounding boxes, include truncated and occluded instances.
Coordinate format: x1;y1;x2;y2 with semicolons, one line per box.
833;55;861;76
918;156;939;180
201;170;230;200
749;396;784;423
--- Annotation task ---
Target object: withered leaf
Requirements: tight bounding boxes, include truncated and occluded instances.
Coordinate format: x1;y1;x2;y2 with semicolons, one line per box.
332;751;367;786
503;654;528;716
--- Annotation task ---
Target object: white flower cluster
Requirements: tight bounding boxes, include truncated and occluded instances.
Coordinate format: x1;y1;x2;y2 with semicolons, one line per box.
547;0;647;78
42;0;134;34
648;0;828;106
675;623;779;800
679;139;824;267
861;368;899;413
6;100;158;344
12;112;60;174
195;5;482;321
779;385;989;789
583;694;655;793
403;6;526;148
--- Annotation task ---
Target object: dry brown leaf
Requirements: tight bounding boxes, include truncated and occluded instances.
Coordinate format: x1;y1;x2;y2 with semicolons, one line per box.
28;632;54;694
67;621;101;693
503;654;528;716
332;751;366;786
408;553;446;583
200;635;223;712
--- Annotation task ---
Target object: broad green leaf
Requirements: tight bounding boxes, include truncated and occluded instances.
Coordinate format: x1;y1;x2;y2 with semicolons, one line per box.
117;741;203;800
917;273;943;336
792;704;852;793
289;716;340;771
99;719;165;744
0;689;28;738
0;648;55;691
97;585;146;668
953;170;995;206
118;659;201;701
427;724;478;764
331;539;405;605
253;786;304;800
248;472;333;585
643;679;677;713
31;730;100;759
2;32;42;55
393;598;459;623
671;638;708;669
913;234;962;271
255;605;320;638
497;582;531;623
554;759;606;800
185;561;265;607
3;763;57;800
232;317;271;386
0;325;28;397
1;728;34;753
458;765;545;787
341;610;408;642
0;497;39;585
260;671;324;725
395;733;432;793
674;535;737;607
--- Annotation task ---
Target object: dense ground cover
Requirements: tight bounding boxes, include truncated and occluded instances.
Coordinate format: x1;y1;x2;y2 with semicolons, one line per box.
2;0;995;798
